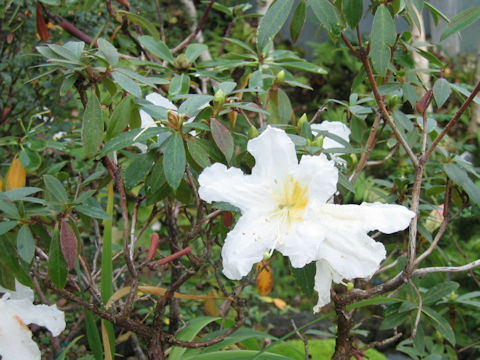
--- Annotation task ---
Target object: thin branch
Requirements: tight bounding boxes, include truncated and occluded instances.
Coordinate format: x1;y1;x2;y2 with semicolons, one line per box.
154;0;166;43
366;143;399;166
413;259;480;276
409;280;422;339
358;332;402;353
172;0;216;54
291;319;309;360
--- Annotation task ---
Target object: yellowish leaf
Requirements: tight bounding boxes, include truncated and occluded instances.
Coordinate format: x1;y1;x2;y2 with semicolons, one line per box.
5;158;26;190
204;290;220;317
101;320;113;360
273;298;287;310
115;331;132;345
256;261;273;296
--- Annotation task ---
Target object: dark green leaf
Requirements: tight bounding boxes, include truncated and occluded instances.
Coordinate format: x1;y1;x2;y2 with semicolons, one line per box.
0;221;17;235
210;119;234;162
169;74;190;96
48;227;68;289
112;71;142;98
178;95;213;117
380;310;409;330
97;38;119;65
344;0;363;28
82;91;104;157
17;225;34;263
422;306;455;345
101;127;168;156
433;78;451;108
308;0;343;37
4;187;42;201
290;1;306;43
187;139;211;168
370;5;396;75
106;96;133;140
74;204;110;220
441;6;480;41
43;175;68;203
0;199;19;219
0;235;32;287
185;43;208;63
19;148;42;171
85;312;103;360
257;0;295;51
138;36;175;63
118;11;161;40
163;132;186;190
290;262;316;297
125;152;154;189
444;163;480;206
422;282;459;304
145;161;170;205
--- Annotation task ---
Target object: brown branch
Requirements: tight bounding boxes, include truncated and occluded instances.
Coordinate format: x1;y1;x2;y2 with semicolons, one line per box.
172;0;216;54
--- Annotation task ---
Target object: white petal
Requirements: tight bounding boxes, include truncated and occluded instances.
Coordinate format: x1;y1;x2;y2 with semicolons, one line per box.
145;93;177;111
313;260;333;312
221;212;278;279
140;110;156;129
296;154;338;205
320;202;415;234
198;163;273;212
248;126;299;182
0;301;41;360
8;300;65;337
311;121;351;149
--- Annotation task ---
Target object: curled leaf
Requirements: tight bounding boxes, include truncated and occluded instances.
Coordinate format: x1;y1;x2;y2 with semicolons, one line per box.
256;261;274;296
60;219;77;270
6;158;26;191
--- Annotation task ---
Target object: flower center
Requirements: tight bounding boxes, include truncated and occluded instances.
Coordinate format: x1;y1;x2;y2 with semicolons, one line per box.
274;176;309;225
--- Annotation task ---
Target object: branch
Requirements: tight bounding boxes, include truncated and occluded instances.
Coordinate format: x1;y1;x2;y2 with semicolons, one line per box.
413;260;480;276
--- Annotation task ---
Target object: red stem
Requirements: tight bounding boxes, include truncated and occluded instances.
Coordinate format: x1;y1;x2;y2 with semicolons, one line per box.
157;246;193;266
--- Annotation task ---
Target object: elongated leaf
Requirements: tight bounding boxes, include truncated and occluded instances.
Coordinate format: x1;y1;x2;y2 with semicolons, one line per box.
4;187;42;201
444;163;480;206
370;5;396;75
112;71;142;98
74;204;110;220
441;6;480;41
163;132;186;190
125;152;154;189
422;282;459;304
210;119;234;162
184;350;293;360
422;306;455;345
185;43;208;63
257;0;295;51
344;0;363;29
82;91;104;157
138;36;175;63
43;174;68;203
85;312;103;360
48;227;68;289
433;78;451;108
97;38;118;65
106;96;133;140
101;182;114;303
0;235;32;287
60;219;77;270
17;225;34;263
169;317;221;360
290;1;306;43
0;221;17;235
100;127;168;156
308;0;343;36
118;11;160;40
187;139;211;168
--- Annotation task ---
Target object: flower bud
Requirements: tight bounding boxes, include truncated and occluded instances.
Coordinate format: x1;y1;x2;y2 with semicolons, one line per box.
174;53;190;70
276;70;285;83
448;291;458;303
346;282;354;291
263;252;272;261
297;113;308;130
213;89;226;107
416;90;433;115
313;136;324;148
248;125;259;139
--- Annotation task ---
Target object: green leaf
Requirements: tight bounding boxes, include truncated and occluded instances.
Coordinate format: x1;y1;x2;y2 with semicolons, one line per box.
380;310;409;330
17;225;34;263
106;96;133;140
257;0;295;51
145;161;170;205
444;163;480;206
97;38;119;65
432;78;451;108
424;2;450;26
74;204;110;220
422;282;459;305
82;91;104;157
0;235;32;287
100;127;168;156
112;71;142;98
344;0;363;29
0;199;19;219
290;262;315;297
43;175;68;204
308;0;343;37
19;148;42;171
118;11;161;40
48;227;68;289
184;350;293;360
210;119;234;162
187;139;211;168
185;43;208;63
101;182;114;304
4;187;42;201
422;306;455;345
138;36;175;64
290;1;306;43
441;6;480;41
0;221;17;235
125;152;154;189
275;61;327;74
169;317;221;360
169;74;190;96
370;5;396;75
178;95;213;117
163;132;186;190
85;312;103;360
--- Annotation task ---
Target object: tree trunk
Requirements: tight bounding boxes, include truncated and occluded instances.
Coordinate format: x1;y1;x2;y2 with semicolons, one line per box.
332;301;355;360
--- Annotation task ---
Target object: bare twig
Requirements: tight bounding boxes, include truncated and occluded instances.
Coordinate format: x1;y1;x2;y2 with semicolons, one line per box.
409;280;423;339
291;319;309;360
413;259;480;276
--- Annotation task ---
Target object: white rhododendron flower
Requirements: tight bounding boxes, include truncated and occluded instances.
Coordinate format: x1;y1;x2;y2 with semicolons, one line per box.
198;126;415;312
0;281;65;360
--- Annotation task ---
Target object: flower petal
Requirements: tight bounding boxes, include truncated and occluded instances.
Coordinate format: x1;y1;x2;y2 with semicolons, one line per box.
248;126;298;182
296;154;338;205
311;121;351;149
313;260;333;312
198;163;273;212
0;301;41;360
320;202;415;234
221;212;278;280
8;299;65;336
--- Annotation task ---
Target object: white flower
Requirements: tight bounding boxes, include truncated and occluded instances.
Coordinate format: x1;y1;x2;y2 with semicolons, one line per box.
311;121;351;165
198;126;415;311
0;281;65;360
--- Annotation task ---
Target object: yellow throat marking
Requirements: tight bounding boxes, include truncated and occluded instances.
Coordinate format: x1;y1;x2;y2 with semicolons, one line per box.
274;176;309;225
